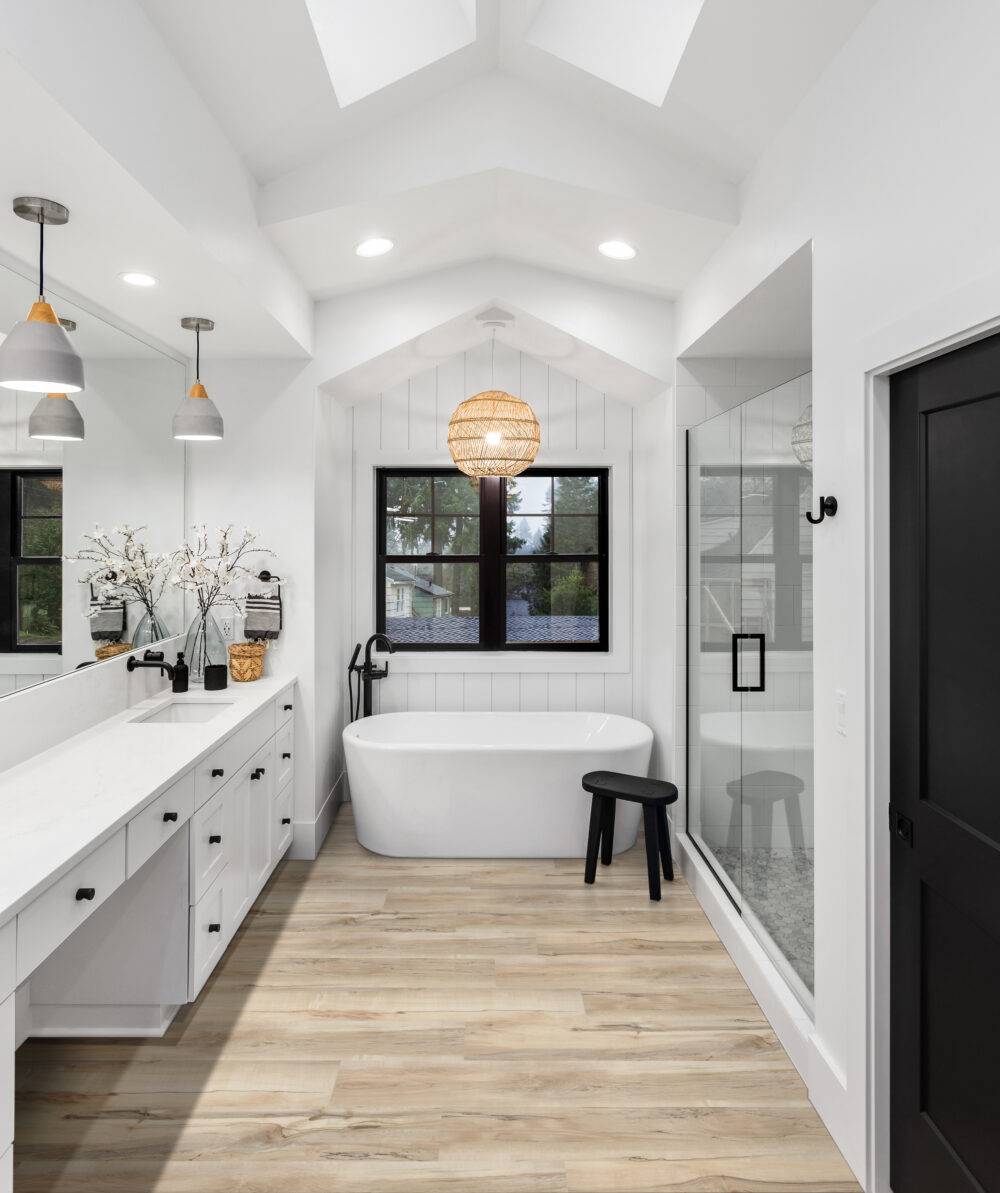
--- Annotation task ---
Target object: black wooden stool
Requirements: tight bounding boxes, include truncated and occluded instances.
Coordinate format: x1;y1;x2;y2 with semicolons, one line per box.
582;771;679;901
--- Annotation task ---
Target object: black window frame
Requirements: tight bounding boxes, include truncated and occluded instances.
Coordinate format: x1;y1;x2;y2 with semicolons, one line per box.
376;466;609;652
0;468;63;654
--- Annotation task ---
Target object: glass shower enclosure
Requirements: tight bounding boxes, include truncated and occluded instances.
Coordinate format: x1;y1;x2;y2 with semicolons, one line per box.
686;377;814;1005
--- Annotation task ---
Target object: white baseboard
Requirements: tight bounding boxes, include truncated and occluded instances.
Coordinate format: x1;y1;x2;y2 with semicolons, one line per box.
288;771;346;860
29;1002;180;1038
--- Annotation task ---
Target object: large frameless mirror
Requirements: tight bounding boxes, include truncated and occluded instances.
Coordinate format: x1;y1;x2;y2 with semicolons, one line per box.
0;259;187;697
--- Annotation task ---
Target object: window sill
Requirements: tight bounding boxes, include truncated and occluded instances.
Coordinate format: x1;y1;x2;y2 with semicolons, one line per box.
376;647;629;675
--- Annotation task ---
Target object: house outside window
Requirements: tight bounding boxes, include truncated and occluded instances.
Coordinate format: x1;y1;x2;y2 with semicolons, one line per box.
377;468;609;651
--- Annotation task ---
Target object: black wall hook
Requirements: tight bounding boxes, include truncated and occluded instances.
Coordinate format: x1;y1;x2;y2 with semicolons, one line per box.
806;495;838;524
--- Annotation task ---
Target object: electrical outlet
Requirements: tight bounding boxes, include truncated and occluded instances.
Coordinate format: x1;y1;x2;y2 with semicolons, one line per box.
219;614;234;642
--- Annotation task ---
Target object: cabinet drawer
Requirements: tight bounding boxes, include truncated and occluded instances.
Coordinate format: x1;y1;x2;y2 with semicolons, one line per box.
276;687;295;730
275;721;294;791
0;920;14;1004
189;865;229;999
273;782;294;865
17;829;126;981
127;772;195;877
0;994;12;1149
194;705;274;808
189;783;230;903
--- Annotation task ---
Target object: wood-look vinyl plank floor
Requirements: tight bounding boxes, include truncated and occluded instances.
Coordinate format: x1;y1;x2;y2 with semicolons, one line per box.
14;804;858;1192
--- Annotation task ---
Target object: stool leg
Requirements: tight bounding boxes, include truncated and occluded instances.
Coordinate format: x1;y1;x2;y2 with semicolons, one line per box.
585;795;603;885
642;805;661;901
600;798;616;865
656;805;674;881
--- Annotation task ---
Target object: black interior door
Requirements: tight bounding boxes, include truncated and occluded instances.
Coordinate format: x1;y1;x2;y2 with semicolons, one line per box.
891;332;1000;1193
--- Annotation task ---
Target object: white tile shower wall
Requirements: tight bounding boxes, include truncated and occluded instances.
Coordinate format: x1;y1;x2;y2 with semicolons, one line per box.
678;370;814;849
350;339;637;717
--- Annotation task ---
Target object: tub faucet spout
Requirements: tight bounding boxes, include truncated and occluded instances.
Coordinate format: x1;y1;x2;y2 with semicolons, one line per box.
349;634;395;719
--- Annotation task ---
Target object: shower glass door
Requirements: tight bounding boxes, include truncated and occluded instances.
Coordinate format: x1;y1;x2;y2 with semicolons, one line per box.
687;378;814;1005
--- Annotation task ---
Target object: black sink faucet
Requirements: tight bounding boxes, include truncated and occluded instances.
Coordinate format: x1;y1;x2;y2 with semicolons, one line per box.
126;649;175;682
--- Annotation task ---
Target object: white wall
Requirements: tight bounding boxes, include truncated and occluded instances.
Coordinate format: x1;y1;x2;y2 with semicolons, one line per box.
344;339;637;715
675;0;1000;1180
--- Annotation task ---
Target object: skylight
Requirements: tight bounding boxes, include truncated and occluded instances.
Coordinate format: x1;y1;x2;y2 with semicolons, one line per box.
305;0;477;107
526;0;706;108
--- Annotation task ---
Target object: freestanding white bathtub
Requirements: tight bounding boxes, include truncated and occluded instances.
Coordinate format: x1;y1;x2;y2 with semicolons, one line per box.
343;711;654;857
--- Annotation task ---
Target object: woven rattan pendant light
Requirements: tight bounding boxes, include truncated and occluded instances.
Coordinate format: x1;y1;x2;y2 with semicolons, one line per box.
447;317;540;478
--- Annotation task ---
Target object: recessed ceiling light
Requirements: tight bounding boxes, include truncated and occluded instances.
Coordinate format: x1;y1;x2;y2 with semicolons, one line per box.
120;271;158;287
355;237;394;258
598;240;637;260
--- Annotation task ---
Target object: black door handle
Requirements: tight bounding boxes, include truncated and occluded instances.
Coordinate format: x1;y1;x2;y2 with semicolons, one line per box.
731;632;766;692
209;834;222;844
162;811;178;823
211;768;224;778
208;923;221;933
75;887;96;901
281;817;291;825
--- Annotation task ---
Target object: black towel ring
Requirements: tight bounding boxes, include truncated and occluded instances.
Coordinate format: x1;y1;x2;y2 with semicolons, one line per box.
806;495;838;525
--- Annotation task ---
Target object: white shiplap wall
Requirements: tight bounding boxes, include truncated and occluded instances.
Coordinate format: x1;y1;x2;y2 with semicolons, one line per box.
347;339;637;716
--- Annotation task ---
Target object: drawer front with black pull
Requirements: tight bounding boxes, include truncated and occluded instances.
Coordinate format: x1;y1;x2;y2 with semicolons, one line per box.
16;829;127;981
189;783;230;902
126;772;195;877
189;864;228;998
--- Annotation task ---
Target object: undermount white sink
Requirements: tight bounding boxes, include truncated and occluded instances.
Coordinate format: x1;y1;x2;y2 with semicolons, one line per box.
133;701;233;725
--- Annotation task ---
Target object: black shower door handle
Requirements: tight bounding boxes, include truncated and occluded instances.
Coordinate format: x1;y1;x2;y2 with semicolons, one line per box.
732;632;765;692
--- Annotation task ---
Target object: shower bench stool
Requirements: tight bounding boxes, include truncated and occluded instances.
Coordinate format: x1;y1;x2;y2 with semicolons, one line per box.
581;771;678;901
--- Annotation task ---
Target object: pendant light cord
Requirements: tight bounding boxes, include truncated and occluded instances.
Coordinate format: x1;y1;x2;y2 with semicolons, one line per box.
491;327;496;386
37;214;45;301
195;325;201;381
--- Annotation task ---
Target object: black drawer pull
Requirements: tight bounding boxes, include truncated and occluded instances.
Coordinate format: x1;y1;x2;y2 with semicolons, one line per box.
282;752;291;759
162;811;178;823
211;768;224;778
209;834;222;844
75;888;96;901
208;923;221;933
250;768;262;780
281;817;291;825
283;704;293;711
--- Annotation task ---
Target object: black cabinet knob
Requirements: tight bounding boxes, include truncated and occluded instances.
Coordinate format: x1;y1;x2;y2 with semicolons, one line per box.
162;811;178;823
75;888;96;901
281;817;291;825
251;768;262;780
208;923;221;933
211;768;224;778
282;752;291;759
284;704;293;711
209;834;222;844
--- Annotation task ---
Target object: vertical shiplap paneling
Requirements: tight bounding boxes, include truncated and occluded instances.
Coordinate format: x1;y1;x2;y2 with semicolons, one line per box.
463;673;492;711
435;673;464;712
409;367;437;455
546;367;577;454
380;381;409;455
491;674;519;711
576;382;605;453
436;354;465;451
520;673;548;712
354;345;637;718
604;672;633;717
548;674;577;711
577;673;606;713
407;674;436;711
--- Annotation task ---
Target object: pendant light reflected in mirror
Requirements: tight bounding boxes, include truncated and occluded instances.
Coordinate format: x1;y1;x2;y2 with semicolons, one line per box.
0;197;85;394
29;318;85;441
173;316;223;441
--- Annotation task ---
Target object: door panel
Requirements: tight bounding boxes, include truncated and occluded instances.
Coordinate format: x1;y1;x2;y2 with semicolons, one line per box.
890;333;1000;1193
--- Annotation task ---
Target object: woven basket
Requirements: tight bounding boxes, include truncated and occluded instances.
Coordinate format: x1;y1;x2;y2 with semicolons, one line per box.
229;641;267;683
96;642;132;661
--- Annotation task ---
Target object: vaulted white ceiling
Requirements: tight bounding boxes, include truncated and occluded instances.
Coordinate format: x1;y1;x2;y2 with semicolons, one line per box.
0;0;875;356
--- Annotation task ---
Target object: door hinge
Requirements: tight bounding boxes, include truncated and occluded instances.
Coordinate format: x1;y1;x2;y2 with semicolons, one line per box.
889;806;914;847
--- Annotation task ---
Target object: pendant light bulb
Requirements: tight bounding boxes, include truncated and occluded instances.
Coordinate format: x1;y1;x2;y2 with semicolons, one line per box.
0;198;85;394
173;317;223;441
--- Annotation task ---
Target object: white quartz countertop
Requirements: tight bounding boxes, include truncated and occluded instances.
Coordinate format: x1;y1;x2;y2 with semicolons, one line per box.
0;675;294;925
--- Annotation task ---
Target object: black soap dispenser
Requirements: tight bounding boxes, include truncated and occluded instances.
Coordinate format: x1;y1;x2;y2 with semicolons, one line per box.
172;651;189;694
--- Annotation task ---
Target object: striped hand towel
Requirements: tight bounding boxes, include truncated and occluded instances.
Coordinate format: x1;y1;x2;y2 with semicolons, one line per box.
244;591;282;640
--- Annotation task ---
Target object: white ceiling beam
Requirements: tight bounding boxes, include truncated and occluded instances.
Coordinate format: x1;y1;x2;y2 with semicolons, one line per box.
258;72;737;228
